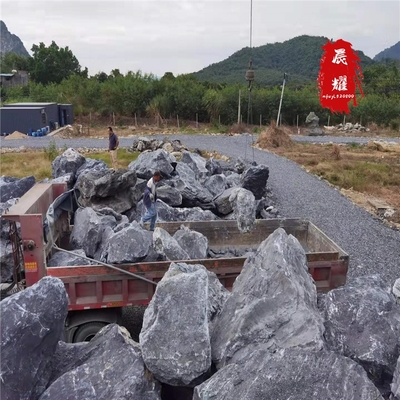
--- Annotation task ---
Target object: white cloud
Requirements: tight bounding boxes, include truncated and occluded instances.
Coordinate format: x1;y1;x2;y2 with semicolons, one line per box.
1;0;399;76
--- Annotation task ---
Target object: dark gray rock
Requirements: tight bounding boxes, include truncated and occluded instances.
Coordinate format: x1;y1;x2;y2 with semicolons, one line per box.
204;174;227;198
40;324;161;400
214;187;237;215
225;172;241;188
104;222;153;263
194;347;384;400
48;249;91;267
70;207;116;258
128;149;176;179
240;165;269;200
0;276;68;400
175;163;215;210
52;148;86;179
135;200;219;223
173;225;209;259
94;225;115;262
75;158;108;180
153;227;190;261
180;151;209;180
205;158;222;175
305;112;324;136
211;228;324;368
391;356;400;399
75;169;137;214
323;274;400;394
0;175;35;202
156;184;182;206
50;173;75;189
139;263;211;386
0;198;18;239
229;188;256;233
0;238;13;282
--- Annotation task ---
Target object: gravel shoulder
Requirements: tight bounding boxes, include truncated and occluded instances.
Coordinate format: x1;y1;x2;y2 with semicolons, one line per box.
1;133;399;288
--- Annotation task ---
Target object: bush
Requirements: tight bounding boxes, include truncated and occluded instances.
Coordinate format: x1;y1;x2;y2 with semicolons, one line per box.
43;140;59;161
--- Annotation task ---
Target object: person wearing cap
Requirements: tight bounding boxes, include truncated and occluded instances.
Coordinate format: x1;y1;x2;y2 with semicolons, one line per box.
141;170;162;231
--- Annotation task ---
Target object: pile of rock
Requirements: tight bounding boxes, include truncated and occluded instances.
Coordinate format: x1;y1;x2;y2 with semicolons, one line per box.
335;122;369;133
0;145;275;280
1;229;399;399
128;136;188;155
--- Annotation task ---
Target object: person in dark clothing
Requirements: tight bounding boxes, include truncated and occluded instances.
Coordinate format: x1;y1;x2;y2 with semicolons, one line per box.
141;171;162;231
108;127;119;170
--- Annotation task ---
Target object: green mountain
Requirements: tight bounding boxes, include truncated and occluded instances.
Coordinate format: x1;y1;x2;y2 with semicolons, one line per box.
194;35;375;87
374;41;400;61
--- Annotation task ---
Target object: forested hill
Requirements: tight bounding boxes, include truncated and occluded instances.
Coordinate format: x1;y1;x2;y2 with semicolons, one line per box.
194;35;375;87
374;41;400;61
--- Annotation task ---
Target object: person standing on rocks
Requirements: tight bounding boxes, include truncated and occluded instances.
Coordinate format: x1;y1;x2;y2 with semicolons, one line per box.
141;171;162;231
108;127;119;170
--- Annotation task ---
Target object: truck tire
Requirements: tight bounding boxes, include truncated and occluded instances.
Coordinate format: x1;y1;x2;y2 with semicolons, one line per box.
73;322;107;342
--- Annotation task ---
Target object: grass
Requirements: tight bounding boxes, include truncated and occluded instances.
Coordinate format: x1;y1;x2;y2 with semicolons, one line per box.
261;141;400;209
0;148;140;180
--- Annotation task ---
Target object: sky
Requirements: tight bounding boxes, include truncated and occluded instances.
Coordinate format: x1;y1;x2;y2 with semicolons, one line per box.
1;0;399;77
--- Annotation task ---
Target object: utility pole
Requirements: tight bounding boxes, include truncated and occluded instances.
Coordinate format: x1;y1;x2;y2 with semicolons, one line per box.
276;73;287;127
237;90;241;124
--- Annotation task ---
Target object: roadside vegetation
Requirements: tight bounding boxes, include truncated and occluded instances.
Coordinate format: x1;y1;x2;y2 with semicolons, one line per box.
0;144;139;180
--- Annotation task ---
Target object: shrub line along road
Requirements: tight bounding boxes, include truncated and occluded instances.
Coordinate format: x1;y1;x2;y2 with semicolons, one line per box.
1;134;399;288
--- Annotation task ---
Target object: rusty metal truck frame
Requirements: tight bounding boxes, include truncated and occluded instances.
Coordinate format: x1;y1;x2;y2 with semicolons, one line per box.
2;183;349;342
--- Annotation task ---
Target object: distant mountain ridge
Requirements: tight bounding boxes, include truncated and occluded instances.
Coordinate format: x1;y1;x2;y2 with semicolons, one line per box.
374;42;400;61
0;20;29;58
194;35;376;86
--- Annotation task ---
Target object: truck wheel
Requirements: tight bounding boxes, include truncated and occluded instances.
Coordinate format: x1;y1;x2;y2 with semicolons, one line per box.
73;322;107;342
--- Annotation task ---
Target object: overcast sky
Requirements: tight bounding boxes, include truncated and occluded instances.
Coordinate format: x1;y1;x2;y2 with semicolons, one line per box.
1;0;399;77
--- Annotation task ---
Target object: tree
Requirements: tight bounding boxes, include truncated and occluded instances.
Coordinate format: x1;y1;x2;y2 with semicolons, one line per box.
0;52;31;73
29;41;82;85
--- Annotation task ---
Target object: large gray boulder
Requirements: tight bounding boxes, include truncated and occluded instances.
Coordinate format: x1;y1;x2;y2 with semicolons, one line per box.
136;200;219;223
104;222;153;263
240;165;269;200
180;151;209;180
392;356;400;399
75;158;108;180
52;148;86;179
194;347;384;400
214;187;237;215
75;169;138;214
204;174;227;198
211;228;324;368
156;184;182;206
128;149;176;179
173;225;209;259
305;112;324;136
0;175;35;202
48;249;91;267
229;187;256;233
139;263;212;386
153;227;190;261
70;207;116;258
0;276;68;400
175;163;215;210
323;274;400;394
40;324;161;400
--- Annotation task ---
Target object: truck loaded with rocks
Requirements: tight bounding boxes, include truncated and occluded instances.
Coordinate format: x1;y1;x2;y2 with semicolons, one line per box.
1;139;399;399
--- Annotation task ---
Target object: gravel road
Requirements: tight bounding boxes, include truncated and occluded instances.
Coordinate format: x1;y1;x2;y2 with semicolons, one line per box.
1;133;399;289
